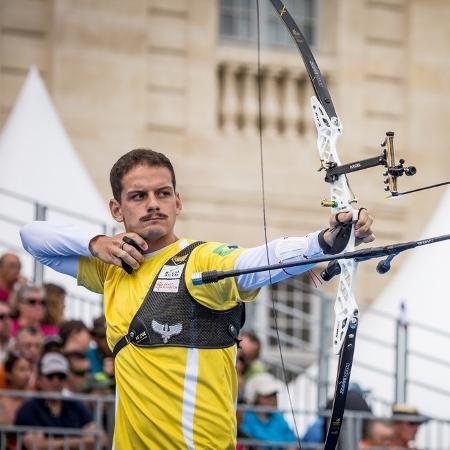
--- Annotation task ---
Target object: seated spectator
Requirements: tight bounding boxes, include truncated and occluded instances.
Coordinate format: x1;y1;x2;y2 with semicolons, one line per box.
239;372;298;449
14;327;43;365
43;283;66;329
0;351;33;424
0;327;43;390
59;320;91;354
87;316;114;379
15;352;104;449
11;327;44;389
11;285;58;337
359;419;395;449
238;330;266;381
0;253;25;303
64;351;91;395
0;301;12;363
390;403;428;450
83;372;115;440
302;382;373;444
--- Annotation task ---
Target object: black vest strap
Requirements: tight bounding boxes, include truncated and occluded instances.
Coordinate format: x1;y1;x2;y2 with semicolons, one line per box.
113;241;245;357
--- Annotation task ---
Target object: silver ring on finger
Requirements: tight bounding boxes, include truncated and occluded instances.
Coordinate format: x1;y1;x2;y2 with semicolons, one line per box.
121;241;126;250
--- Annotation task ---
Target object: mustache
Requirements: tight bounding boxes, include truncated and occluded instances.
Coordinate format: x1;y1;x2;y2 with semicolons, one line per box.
139;213;168;222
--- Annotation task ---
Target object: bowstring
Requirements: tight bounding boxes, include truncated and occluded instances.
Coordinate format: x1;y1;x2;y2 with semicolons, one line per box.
256;1;302;447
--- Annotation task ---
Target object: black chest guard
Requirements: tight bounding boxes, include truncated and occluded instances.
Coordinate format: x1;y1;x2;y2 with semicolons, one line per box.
113;241;245;357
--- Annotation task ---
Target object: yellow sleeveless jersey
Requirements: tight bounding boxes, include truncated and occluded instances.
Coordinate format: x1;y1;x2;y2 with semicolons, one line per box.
77;239;259;449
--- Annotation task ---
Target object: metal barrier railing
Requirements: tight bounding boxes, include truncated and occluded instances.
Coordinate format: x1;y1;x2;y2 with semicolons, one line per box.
0;390;115;450
0;391;448;449
0;186;113;324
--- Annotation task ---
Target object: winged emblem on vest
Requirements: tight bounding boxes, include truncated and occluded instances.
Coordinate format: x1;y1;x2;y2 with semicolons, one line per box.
151;320;183;343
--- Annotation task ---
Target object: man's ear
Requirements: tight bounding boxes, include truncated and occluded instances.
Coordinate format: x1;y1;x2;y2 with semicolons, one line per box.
109;199;124;223
175;192;182;216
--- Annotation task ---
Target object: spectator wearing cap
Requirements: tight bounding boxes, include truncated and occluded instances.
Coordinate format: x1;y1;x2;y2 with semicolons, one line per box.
239;372;298;449
87;316;114;378
302;382;373;444
390;403;428;450
0;301;12;363
0;253;25;303
10;285;58;337
14;352;104;449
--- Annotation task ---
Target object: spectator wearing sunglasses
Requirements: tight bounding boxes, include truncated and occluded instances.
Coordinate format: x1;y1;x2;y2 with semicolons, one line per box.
10;285;58;337
0;302;12;363
14;352;103;449
0;351;33;425
63;351;91;395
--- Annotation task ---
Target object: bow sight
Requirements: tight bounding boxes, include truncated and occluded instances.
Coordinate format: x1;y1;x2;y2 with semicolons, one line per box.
320;131;416;203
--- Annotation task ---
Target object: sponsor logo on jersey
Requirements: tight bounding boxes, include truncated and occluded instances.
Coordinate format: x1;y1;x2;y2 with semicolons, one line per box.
212;244;239;257
154;279;180;293
159;264;185;279
172;254;188;264
134;331;147;343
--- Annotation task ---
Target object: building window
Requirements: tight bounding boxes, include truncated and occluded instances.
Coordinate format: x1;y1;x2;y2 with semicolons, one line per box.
219;0;318;48
268;277;314;348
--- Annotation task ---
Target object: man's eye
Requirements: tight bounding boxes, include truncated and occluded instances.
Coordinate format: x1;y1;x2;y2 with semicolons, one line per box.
131;193;144;200
158;191;171;197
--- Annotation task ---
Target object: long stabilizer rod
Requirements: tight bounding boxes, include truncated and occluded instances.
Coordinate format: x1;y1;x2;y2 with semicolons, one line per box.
192;233;450;285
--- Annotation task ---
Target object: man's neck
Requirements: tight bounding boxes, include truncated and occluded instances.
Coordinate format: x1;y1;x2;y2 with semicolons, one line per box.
145;234;179;254
46;399;62;416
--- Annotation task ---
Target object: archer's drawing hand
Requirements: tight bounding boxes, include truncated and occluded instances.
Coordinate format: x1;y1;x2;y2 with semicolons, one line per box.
89;232;147;270
323;209;375;248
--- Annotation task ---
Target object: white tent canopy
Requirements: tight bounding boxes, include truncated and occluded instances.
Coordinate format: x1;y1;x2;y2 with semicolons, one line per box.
0;66;109;221
0;67;113;322
353;187;450;419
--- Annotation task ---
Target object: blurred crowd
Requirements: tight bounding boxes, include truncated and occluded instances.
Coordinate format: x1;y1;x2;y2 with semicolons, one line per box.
0;251;112;448
235;330;427;450
1;251;428;450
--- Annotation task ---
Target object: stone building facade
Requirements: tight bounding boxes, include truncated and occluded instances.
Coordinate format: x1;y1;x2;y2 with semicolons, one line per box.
1;0;449;308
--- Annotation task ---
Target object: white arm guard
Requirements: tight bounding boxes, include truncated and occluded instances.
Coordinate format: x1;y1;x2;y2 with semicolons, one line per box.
235;230;323;290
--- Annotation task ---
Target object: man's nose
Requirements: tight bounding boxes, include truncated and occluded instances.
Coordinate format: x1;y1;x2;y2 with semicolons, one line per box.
146;193;160;211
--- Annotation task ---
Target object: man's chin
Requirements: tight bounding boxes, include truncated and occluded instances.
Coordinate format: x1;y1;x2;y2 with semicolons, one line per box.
139;228;166;241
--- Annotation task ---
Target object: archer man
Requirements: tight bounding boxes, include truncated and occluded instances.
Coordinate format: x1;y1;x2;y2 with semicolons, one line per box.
20;149;374;449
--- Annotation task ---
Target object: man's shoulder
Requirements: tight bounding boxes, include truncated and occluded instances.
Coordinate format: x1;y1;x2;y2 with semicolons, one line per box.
15;398;44;423
194;241;241;255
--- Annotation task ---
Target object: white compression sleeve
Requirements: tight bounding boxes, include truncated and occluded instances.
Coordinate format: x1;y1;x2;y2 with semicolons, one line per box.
235;231;323;290
20;221;98;278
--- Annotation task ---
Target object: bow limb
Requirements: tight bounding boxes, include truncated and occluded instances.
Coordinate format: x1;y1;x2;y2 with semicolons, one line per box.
268;1;360;448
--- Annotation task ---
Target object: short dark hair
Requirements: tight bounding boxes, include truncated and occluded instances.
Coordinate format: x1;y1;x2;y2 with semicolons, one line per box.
4;351;30;374
59;320;89;346
110;149;176;201
44;283;66;297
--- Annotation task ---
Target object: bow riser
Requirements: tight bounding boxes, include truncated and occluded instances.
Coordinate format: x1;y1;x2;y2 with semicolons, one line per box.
311;96;359;354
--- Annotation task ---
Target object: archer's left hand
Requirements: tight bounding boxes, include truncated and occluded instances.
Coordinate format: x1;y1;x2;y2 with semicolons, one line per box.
323;209;374;248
